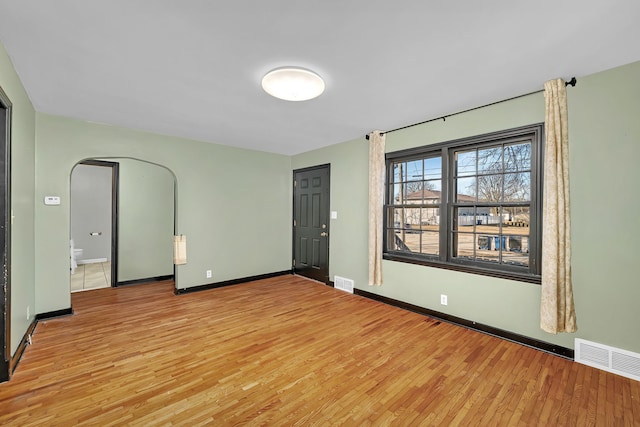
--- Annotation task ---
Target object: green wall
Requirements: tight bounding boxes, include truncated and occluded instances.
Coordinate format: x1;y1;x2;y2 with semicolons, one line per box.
0;42;36;355
35;114;292;314
116;158;175;282
293;60;640;354
568;61;640;354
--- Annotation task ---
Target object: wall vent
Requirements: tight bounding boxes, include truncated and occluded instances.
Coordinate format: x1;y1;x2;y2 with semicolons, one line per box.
334;276;354;294
575;338;640;381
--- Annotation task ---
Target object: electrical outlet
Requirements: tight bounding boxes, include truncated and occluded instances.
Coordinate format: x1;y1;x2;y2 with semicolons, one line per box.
206;270;212;279
27;305;30;320
440;294;448;306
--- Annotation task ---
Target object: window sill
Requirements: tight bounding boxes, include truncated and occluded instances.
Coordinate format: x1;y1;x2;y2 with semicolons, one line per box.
383;253;541;285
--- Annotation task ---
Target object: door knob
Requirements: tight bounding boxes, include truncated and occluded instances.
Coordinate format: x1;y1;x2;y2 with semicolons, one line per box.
320;232;328;237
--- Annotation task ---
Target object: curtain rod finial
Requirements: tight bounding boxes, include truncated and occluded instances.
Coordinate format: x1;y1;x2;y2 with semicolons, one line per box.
366;131;386;141
566;77;577;87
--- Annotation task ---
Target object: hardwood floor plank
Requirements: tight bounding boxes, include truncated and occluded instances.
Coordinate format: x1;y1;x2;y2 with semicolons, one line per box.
0;276;638;425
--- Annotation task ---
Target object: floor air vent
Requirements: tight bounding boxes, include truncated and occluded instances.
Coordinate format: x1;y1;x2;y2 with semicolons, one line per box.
334;276;354;294
575;338;640;381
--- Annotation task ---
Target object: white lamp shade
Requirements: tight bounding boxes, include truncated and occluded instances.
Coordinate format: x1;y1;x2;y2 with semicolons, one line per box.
261;67;325;101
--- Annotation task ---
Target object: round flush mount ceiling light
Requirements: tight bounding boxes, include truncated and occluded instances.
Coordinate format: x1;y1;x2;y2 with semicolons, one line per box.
261;67;325;101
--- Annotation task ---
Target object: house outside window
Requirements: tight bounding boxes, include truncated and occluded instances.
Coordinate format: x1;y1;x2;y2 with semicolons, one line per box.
384;123;544;283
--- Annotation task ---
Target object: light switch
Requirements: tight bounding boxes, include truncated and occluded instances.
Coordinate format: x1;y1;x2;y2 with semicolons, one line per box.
331;211;338;219
44;196;60;205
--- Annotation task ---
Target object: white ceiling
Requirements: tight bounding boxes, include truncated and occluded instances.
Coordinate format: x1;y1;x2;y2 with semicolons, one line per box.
1;1;639;155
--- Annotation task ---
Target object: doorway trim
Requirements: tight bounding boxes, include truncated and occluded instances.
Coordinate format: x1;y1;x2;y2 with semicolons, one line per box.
0;85;12;382
74;160;119;287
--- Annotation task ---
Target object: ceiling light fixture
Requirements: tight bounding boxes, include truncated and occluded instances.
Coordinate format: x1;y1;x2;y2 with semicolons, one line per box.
261;67;325;101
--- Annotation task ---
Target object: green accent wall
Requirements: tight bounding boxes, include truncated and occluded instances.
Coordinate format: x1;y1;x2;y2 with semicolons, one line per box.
0;42;36;355
293;60;640;354
116;158;175;282
34;114;292;314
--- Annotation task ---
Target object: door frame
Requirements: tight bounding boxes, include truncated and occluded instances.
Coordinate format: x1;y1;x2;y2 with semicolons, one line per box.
292;163;331;284
73;160;119;287
0;85;11;382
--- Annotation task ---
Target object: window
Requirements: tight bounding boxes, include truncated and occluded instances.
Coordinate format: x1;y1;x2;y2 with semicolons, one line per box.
384;124;543;283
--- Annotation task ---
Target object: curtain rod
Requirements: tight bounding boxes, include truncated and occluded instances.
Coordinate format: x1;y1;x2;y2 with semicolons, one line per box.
365;77;577;140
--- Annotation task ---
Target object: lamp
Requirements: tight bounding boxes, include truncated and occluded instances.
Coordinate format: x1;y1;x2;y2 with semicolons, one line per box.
261;67;325;101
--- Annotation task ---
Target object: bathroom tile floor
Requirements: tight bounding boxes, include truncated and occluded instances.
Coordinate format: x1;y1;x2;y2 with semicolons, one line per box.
71;262;112;292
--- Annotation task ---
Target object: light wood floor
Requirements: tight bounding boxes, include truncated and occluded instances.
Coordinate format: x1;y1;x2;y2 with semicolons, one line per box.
1;276;638;426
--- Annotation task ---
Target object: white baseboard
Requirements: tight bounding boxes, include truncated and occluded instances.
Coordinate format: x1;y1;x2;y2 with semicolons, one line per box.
77;258;108;265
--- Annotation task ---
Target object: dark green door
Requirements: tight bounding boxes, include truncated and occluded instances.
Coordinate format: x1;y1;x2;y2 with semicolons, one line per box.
293;165;330;284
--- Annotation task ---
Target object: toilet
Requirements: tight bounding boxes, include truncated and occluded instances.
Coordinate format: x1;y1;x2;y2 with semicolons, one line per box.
69;239;84;270
70;239;83;273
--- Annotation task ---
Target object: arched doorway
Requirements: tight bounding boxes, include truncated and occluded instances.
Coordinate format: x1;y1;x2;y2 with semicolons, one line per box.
70;157;177;292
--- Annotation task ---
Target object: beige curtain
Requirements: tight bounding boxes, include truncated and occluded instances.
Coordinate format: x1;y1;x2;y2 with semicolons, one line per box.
173;235;187;265
540;79;577;333
368;131;386;286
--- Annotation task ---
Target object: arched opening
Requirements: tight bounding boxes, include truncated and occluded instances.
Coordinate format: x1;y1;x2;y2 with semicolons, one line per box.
70;157;177;292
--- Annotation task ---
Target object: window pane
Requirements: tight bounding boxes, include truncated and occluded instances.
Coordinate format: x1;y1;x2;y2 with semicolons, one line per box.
393;183;405;203
477;174;502;202
477;234;491;250
474;210;491;225
453;232;475;260
453;207;477;231
399;229;420;252
504;142;531;172
420;207;440;227
401;181;442;204
399;208;412;228
503;206;530;261
424;157;442;180
396;161;408;182
406;159;423;182
423;181;441;204
504;172;530;202
427;179;442;193
477;146;503;174
420;231;439;256
502;236;529;267
389;231;412;252
404;182;425;201
404;206;421;227
476;234;500;264
392;162;404;183
455;150;476;176
388;207;404;229
388;207;419;253
456;177;476;202
503;206;530;228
